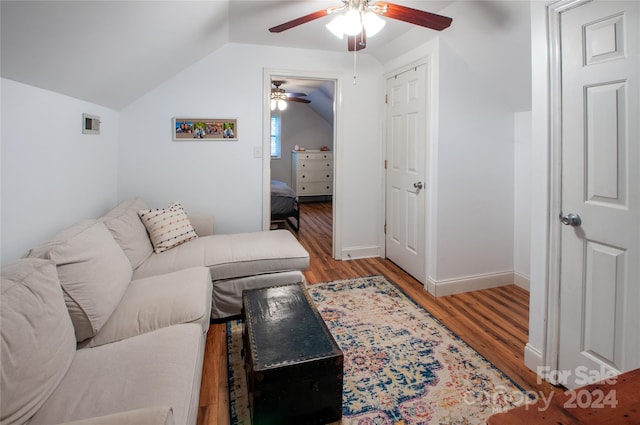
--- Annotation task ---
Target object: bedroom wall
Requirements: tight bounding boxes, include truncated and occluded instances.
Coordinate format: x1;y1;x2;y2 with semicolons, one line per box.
1;78;119;265
118;43;383;255
271;102;333;187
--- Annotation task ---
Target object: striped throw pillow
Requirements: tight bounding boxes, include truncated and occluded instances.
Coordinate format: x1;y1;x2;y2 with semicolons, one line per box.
138;203;197;253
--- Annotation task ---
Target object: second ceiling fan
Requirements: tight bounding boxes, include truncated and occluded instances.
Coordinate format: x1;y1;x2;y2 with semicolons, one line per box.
271;80;310;111
269;0;452;51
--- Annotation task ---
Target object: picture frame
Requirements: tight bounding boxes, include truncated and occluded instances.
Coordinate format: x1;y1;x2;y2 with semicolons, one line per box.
172;118;237;141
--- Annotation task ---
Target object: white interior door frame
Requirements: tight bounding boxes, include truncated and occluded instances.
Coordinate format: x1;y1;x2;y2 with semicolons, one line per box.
544;0;593;384
262;68;343;258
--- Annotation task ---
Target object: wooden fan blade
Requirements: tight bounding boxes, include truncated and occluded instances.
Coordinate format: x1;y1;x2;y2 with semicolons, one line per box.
373;2;452;31
348;31;366;51
287;97;311;104
269;9;332;33
286;93;308;98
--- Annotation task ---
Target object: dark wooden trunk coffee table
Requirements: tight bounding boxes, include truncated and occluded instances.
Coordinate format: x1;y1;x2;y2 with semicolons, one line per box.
242;283;343;425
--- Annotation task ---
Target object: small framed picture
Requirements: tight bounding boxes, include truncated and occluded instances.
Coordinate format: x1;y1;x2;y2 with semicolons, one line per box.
172;118;237;141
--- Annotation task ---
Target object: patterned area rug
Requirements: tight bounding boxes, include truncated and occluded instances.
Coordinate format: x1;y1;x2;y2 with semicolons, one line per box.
227;275;530;424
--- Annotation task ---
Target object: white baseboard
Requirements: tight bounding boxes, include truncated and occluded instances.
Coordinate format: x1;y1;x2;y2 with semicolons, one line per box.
340;245;381;260
514;272;530;291
426;278;436;295
524;343;545;376
428;271;515;297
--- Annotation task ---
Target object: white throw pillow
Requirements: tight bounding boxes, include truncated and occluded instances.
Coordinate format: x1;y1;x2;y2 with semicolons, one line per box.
138;203;198;254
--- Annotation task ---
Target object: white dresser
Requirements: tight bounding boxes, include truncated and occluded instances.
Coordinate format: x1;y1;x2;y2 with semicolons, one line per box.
291;150;333;197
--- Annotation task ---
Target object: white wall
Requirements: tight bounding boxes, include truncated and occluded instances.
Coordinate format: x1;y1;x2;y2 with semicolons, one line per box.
271;102;333;186
118;43;383;254
436;42;515;282
514;111;532;289
0;78;119;265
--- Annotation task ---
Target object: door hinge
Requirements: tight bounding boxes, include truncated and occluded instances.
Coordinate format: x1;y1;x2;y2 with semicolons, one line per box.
384;223;387;234
384;159;387;169
385;94;388;104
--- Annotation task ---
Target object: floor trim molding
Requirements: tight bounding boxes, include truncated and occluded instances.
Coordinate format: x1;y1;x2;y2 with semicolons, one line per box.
427;271;515;297
340;245;381;260
514;272;530;291
524;343;545;377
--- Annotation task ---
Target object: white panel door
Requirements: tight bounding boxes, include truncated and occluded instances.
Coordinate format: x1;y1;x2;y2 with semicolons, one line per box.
385;65;427;283
558;0;639;389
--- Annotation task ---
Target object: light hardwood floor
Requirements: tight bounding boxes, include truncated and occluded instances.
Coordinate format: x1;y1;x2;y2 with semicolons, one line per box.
196;202;557;425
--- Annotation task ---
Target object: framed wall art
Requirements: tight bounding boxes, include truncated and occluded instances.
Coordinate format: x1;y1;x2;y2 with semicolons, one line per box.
172;118;237;141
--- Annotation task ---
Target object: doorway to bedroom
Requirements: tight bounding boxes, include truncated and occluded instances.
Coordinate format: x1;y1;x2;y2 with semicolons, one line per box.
263;71;338;257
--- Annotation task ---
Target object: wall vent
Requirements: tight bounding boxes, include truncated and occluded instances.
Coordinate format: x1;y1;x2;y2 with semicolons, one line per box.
82;113;100;135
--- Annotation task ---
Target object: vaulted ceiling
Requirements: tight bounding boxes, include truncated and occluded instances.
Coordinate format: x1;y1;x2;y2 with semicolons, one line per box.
1;1;530;111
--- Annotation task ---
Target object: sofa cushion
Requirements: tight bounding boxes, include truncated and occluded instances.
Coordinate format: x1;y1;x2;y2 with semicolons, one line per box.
138;203;198;254
83;267;212;347
1;258;76;425
100;197;154;269
28;324;205;425
26;221;132;342
133;229;310;281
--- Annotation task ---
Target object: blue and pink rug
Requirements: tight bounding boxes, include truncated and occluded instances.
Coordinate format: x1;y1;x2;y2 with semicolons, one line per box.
227;275;530;424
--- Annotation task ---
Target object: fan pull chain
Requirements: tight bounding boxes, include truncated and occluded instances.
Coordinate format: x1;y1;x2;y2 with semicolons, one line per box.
353;48;357;85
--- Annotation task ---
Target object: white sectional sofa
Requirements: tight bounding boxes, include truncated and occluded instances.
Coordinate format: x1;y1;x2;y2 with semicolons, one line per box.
0;197;309;424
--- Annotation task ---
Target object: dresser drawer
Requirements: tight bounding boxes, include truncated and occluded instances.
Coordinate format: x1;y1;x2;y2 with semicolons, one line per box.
297;159;333;171
297;152;333;161
297;182;333;196
298;170;332;182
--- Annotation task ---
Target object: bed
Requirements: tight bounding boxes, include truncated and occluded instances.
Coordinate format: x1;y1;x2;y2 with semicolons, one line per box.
271;180;300;232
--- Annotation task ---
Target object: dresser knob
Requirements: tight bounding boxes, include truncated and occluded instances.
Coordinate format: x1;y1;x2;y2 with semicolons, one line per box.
302;175;306;179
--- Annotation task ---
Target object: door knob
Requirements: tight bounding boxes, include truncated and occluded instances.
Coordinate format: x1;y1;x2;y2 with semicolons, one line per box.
413;181;423;190
561;213;582;227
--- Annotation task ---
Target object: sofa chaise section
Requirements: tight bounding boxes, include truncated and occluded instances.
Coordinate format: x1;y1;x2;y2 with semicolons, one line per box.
134;230;310;318
101;197;310;319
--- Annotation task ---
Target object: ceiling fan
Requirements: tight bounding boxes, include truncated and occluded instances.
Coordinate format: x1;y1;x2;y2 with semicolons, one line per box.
271;80;311;111
268;0;452;51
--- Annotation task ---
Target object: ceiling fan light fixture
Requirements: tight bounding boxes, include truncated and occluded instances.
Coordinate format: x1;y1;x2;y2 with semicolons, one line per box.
362;11;385;37
343;9;363;36
277;98;288;110
326;14;346;39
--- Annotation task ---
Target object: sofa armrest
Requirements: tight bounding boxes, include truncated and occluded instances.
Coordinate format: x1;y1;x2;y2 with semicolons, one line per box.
55;406;174;425
189;215;215;236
